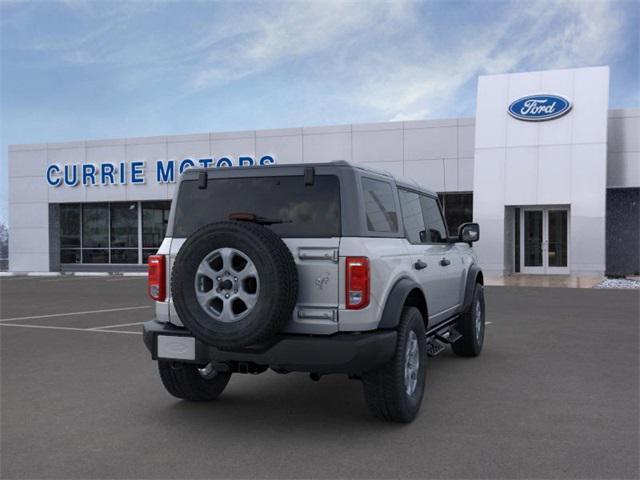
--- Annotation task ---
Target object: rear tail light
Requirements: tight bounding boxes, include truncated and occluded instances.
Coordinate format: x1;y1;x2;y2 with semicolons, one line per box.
345;256;370;309
148;255;166;301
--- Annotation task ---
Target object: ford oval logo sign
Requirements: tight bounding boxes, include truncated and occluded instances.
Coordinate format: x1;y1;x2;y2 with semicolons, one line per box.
508;94;572;121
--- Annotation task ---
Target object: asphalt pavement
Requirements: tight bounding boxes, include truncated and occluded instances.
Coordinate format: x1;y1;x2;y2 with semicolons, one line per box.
0;276;638;479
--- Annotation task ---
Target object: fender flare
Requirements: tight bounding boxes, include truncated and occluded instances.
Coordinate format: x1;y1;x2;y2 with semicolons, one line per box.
461;264;484;312
378;278;427;329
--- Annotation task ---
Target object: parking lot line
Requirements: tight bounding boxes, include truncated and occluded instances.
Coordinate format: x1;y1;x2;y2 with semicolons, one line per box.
89;321;145;330
0;305;151;323
0;323;142;335
105;277;147;282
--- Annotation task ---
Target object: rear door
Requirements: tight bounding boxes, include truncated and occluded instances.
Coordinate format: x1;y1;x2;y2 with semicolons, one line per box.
398;190;462;325
419;194;464;321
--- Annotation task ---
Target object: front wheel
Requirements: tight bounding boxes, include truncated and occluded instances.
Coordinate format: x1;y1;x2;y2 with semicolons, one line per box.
158;361;231;401
451;283;485;357
362;307;427;423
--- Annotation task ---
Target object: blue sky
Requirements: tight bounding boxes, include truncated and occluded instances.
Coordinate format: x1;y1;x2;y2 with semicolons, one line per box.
1;0;638;225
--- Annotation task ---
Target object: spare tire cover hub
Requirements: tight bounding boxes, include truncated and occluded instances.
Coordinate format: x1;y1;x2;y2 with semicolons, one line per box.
194;247;260;323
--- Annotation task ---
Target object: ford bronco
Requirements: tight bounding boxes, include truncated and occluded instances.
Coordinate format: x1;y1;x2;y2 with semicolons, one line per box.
143;161;485;422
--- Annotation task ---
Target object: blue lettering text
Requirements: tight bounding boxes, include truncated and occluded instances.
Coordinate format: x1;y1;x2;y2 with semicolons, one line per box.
130;161;145;184
179;158;195;174
156;159;175;183
82;164;97;186
101;163;116;185
46;164;61;187
216;157;233;168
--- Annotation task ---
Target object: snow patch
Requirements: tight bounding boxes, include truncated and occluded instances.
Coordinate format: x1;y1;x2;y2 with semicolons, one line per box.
593;279;640;289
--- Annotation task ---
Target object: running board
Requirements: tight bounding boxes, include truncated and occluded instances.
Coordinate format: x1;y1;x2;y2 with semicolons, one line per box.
425;318;462;357
426;339;445;357
435;328;462;344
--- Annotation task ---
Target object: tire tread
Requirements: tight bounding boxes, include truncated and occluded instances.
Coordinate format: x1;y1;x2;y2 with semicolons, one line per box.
362;306;426;422
451;283;484;357
172;221;298;349
158;361;231;401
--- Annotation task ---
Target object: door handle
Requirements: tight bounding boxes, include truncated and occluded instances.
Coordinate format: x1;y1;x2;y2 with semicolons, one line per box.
439;257;451;267
414;260;427;270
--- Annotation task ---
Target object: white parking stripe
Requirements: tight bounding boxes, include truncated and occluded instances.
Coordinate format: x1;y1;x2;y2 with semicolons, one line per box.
0;323;142;335
0;306;151;323
105;277;146;282
89;321;145;330
41;277;108;283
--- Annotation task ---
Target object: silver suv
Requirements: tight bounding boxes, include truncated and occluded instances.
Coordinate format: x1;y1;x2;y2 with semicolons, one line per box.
143;161;485;422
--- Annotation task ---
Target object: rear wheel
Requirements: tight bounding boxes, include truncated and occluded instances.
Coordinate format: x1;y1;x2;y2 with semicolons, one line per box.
452;283;485;357
158;361;231;401
362;307;427;423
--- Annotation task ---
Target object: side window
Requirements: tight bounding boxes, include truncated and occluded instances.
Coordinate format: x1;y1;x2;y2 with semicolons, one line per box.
399;189;426;243
420;195;448;243
361;178;398;233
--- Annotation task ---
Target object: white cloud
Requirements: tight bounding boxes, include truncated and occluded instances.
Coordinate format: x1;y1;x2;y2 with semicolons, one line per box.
8;0;630;121
189;1;415;90
350;0;626;121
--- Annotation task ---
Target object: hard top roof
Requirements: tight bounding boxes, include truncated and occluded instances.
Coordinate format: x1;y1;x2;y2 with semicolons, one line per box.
187;160;437;197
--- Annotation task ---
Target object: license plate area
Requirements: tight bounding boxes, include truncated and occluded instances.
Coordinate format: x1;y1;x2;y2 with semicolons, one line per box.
157;335;196;361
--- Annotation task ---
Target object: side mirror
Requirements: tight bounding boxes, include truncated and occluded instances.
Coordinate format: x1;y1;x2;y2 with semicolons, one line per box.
458;222;480;243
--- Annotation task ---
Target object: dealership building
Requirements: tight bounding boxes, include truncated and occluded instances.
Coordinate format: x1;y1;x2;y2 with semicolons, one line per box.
7;66;639;277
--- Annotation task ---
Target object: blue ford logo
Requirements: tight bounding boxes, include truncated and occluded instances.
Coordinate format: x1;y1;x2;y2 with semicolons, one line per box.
508;94;572;121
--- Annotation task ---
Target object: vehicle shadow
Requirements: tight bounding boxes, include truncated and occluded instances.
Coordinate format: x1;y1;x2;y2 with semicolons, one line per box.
142;351;463;434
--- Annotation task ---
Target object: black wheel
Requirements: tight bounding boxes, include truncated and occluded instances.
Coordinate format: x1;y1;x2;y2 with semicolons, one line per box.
452;283;485;357
172;221;298;349
362;307;427;423
158;361;232;401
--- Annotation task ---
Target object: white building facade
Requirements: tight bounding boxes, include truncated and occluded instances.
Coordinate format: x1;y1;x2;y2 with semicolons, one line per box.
7;66;640;276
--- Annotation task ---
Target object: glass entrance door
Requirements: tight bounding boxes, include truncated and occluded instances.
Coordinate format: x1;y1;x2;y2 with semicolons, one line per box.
519;208;569;274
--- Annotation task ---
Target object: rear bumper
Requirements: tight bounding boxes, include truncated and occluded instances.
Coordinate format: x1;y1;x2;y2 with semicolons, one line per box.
143;319;397;374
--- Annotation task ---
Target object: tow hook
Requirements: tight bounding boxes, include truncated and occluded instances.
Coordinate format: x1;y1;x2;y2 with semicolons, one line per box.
309;372;322;382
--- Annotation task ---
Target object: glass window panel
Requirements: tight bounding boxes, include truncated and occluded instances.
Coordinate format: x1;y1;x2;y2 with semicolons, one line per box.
110;203;138;248
548;210;568;267
420;196;448;243
142;201;171;248
60;204;81;248
82;249;109;263
60;249;81;263
173;177;341;238
82;204;109;248
142;249;159;265
361;178;398;233
439;193;473;235
524;210;543;267
399;190;426;243
110;249;139;264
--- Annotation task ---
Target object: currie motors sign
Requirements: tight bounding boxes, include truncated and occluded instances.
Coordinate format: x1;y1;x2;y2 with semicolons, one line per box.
45;155;276;187
508;94;572;121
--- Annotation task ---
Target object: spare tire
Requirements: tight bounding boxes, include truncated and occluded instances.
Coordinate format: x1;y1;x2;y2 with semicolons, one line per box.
171;221;298;349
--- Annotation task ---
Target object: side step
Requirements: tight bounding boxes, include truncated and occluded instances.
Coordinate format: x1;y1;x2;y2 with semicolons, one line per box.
435;327;462;344
426;339;445;357
426;326;462;357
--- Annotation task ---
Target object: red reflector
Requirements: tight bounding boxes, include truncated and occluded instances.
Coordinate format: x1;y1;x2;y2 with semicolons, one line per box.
345;256;369;310
148;255;166;302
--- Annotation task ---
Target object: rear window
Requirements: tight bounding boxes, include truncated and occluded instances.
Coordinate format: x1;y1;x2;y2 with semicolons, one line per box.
173;175;341;238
